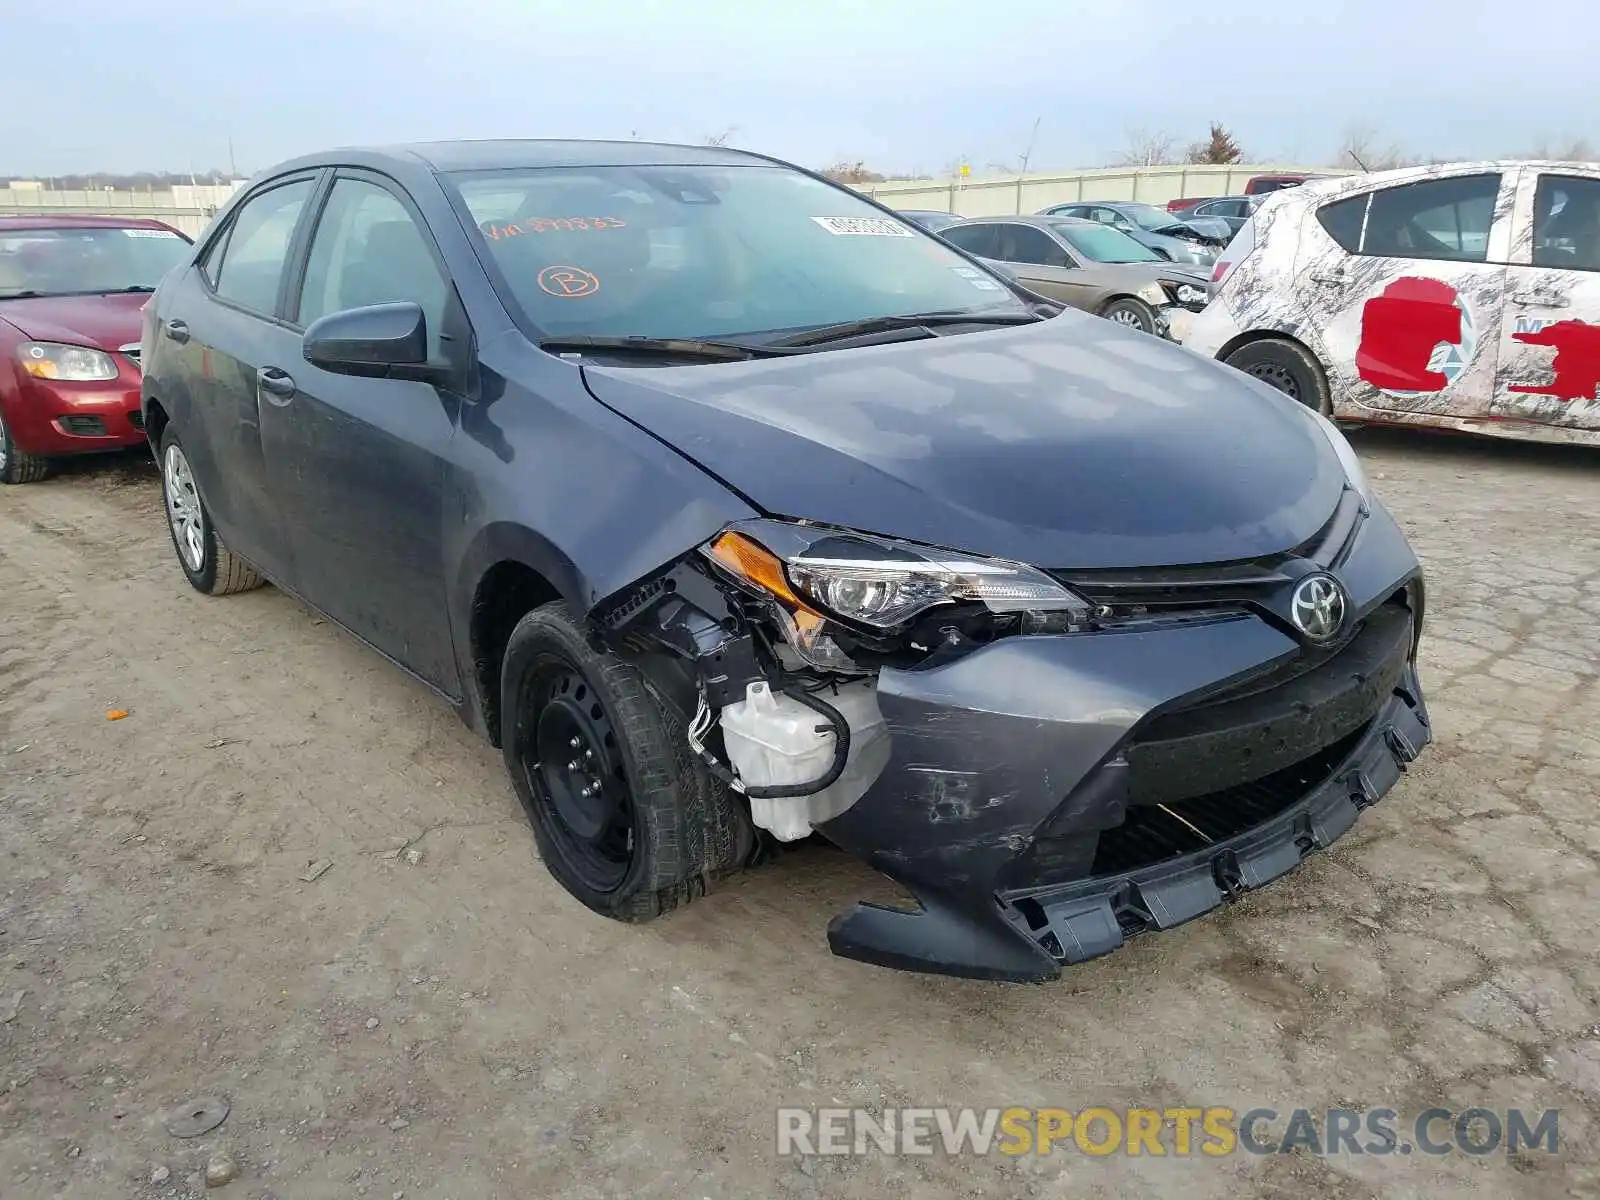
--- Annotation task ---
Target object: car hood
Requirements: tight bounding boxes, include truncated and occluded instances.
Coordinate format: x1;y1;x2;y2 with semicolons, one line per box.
579;317;1349;569
1161;216;1233;242
0;292;147;349
1085;261;1211;287
981;258;1208;294
1138;231;1217;262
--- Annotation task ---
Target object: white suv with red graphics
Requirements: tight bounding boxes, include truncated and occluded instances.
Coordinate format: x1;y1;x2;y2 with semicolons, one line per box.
1184;161;1600;446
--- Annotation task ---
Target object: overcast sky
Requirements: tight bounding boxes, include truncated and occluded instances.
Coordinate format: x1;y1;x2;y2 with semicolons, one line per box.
7;0;1594;178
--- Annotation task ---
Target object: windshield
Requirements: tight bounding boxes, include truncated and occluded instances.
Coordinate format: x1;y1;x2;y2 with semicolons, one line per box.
1049;220;1161;263
0;226;191;299
1119;204;1185;232
449;165;1026;341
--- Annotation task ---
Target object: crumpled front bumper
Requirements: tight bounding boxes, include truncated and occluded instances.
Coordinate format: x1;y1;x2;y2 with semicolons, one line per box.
816;498;1430;982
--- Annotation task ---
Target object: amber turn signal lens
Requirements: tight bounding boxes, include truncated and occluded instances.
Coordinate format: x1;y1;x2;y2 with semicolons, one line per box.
705;531;821;616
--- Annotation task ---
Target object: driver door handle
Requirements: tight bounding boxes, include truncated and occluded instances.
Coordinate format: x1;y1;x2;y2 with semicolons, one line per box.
164;319;190;344
257;366;296;404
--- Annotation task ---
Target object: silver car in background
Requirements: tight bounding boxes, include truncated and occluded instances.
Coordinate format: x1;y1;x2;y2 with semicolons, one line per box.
1040;200;1229;265
940;215;1211;337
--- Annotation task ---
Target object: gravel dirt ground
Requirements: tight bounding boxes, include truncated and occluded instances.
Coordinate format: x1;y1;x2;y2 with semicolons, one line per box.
2;429;1598;1200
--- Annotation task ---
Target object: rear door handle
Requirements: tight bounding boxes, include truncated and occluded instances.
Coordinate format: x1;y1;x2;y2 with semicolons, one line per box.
164;319;190;344
1511;291;1569;308
1309;270;1348;286
257;366;296;404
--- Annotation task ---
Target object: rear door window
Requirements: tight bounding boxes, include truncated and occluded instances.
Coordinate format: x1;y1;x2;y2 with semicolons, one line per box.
1316;174;1501;263
211;180;316;316
935;222;1000;259
997;225;1069;267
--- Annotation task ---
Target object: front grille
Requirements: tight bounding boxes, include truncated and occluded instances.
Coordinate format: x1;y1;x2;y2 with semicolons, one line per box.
119;342;141;366
1090;722;1370;876
1050;488;1366;625
128;410;145;430
58;415;107;437
1123;598;1412;806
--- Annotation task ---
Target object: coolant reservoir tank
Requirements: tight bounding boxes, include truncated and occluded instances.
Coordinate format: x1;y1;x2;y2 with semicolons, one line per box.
720;680;891;842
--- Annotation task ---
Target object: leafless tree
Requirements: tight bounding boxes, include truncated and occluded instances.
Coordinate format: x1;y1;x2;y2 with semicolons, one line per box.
1332;122;1414;172
1186;122;1244;165
1523;134;1597;161
988;117;1045;178
1114;129;1178;167
702;126;739;147
819;161;887;185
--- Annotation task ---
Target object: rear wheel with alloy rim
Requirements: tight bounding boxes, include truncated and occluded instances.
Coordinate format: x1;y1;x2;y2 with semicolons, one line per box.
1223;338;1333;416
501;601;752;921
158;430;265;595
1101;297;1157;334
0;410;52;484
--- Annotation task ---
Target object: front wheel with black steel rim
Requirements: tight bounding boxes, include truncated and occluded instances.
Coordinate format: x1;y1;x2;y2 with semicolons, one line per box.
1100;297;1157;335
158;430;265;596
501;601;752;922
1223;338;1333;416
0;409;52;484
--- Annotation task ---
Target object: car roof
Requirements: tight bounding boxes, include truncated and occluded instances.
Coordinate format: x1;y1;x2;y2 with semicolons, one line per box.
1276;158;1597;205
959;214;1096;229
265;139;771;177
0;214;178;232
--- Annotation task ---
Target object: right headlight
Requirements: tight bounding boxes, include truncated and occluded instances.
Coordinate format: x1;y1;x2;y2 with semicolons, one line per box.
702;523;1096;669
1159;280;1209;309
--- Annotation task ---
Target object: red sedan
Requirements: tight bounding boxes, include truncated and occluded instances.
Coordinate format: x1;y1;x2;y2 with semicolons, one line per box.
0;215;192;483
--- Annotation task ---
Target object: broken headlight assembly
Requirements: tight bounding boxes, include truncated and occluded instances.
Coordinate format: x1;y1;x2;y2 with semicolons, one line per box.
701;520;1097;671
1158;279;1209;311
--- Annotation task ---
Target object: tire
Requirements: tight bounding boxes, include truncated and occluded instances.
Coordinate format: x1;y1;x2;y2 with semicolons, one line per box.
0;409;52;484
1101;297;1157;335
157;429;265;596
1223;338;1333;416
501;601;751;922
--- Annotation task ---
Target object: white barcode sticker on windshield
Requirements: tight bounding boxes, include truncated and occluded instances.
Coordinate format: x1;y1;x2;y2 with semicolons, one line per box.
123;228;181;239
951;266;1002;290
810;216;914;237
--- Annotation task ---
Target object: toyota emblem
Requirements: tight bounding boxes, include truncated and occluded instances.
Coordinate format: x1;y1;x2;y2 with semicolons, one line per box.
1290;574;1347;643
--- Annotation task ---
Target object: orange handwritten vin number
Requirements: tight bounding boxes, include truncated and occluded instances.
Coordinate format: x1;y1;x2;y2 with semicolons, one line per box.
484;216;627;239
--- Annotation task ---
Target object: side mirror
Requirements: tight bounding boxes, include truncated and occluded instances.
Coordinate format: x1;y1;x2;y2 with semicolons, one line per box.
303;302;441;382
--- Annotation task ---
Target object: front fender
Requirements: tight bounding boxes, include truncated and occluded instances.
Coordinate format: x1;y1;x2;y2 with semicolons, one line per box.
444;333;758;733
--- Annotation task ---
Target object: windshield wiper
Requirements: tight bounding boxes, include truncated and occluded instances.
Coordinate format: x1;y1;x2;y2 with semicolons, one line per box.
767;309;1043;349
538;335;798;361
104;285;157;294
0;290;45;300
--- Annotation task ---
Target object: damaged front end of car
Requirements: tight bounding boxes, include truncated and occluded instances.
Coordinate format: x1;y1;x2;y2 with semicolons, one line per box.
592;490;1431;983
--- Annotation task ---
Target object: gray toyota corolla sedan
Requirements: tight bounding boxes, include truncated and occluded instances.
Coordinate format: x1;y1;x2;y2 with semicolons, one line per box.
140;139;1430;981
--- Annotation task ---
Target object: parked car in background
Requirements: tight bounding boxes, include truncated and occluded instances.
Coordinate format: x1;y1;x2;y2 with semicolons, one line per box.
940;216;1210;337
0;215;191;483
1186;160;1600;446
1040;201;1228;265
897;209;963;233
1180;195;1262;235
1244;173;1329;195
140;138;1429;981
1165;196;1217;213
